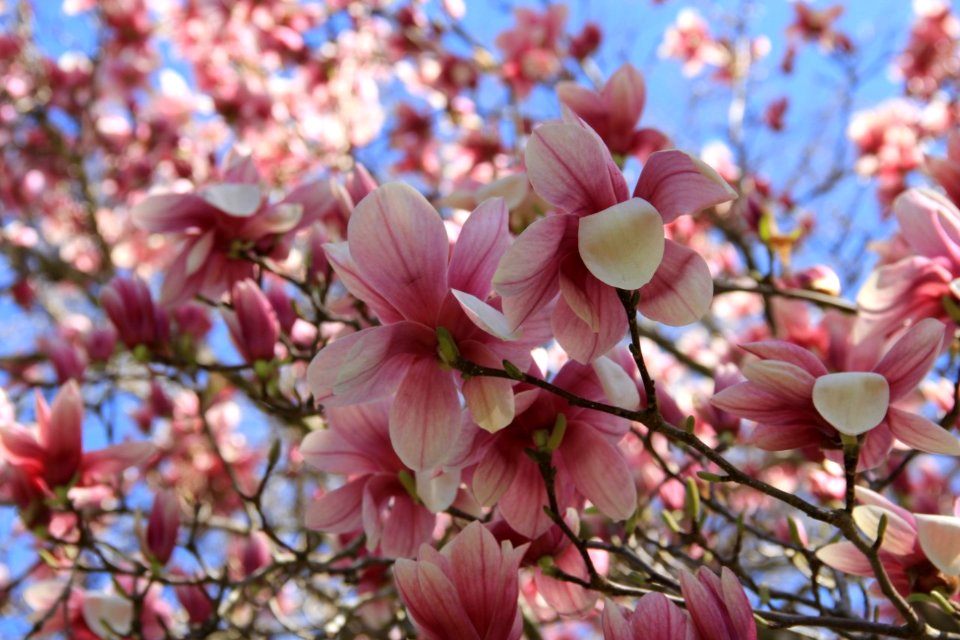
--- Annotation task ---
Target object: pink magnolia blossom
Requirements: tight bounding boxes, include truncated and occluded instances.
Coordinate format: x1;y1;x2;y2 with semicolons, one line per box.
712;318;960;469
223;279;280;364
143;490;180;566
394;521;528;640
857;188;960;339
472;359;638;539
556;63;669;160
602;567;755;640
495;5;568;98
308;184;547;472
131;155;308;306
0;382;155;508
301;400;466;558
101;275;170;350
817;486;960;598
493;118;736;362
925;130;960;207
658;9;730;77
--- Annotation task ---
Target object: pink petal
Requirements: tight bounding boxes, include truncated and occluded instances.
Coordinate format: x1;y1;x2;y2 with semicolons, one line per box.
680;569;737;640
394;558;482;640
712;382;816;424
525;123;628;216
915;514;960;575
304;477;366;532
630;592;695;640
0;425;45;468
325;402;396;463
460;341;516;432
534;543;597;616
348;183;450;326
741;360;815;402
448;198;511;300
447;522;521;636
578;199;665;289
719;567;756;640
603;63;646;139
815;542;873;575
493;214;576;329
633;150;737;224
416;468;460;513
560;427;636;521
131;193;216;232
892;188;960;263
886;406;960;455
601;599;632;640
740;341;829;377
558;254;619;332
324;242;404;324
82;441;155;479
855;486;916;526
499;454;560;538
749;423;823;451
184;231;214;277
306;323;433;406
300;429;381;475
556;82;607;133
472;447;517;506
390;359;463;471
852;505;917;556
552;291;626;363
927;155;960;206
637;239;713;325
369;480;436;558
872;318;945;401
592;356;641;411
41;381;84;486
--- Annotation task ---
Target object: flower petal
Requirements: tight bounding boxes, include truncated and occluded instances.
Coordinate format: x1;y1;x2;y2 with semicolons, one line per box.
324;242;404;324
472;447;517;506
394;558;482;640
416;468;460;513
306;323;433;406
452;290;518;340
560;426;636;521
578;198;665;290
886;406;960;455
892;188;960;263
637;239;713;325
872;318;945;401
390;359;463;471
348;183;450;325
525;122;627;216
816;542;873;575
812;372;890;436
740;341;829;377
82;594;133;639
633;150;738;224
603;63;646;139
852;505;917;556
305;477;366;532
915;514;960;576
202;183;262;216
448;198;511;299
552;291;626;363
460;341;516;432
592;355;641;411
493;214;576;329
131;193;216;233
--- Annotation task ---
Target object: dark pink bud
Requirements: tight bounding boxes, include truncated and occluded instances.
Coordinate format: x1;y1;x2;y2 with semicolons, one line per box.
171;303;212;341
40;335;87;383
239;532;271;576
38;381;84;487
569;22;602;60
224;280;280;364
145;490;180;565
173;571;214;623
265;281;297;334
101;276;169;349
83;327;117;362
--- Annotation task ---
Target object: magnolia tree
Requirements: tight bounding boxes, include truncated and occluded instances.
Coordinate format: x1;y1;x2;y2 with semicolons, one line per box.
3;0;960;638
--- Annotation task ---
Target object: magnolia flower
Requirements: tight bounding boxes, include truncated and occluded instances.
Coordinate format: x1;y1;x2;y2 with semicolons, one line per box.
818;487;960;595
143;490;180;566
712;318;960;468
557;63;669;160
223;279;280;364
602;567;755;640
394;521;528;640
494;117;735;362
308;185;547;472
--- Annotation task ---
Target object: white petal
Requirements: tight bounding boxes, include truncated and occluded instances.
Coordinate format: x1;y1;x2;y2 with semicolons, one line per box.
915;514;960;576
812;372;889;436
592;356;640;410
202;183;262;216
852;505;917;555
451;289;519;340
416;468;461;513
577;198;665;290
82;594;134;638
